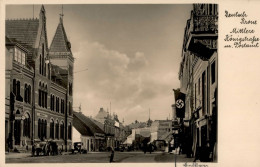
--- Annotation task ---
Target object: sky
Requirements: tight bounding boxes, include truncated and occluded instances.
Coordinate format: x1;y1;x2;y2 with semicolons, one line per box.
6;4;192;124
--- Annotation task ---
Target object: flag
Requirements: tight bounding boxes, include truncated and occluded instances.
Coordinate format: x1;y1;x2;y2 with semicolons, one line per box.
173;89;186;118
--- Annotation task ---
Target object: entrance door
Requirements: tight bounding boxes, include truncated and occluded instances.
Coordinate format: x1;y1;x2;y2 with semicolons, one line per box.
14;120;21;145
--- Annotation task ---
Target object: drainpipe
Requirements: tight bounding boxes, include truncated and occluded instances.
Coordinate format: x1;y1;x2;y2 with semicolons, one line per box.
31;65;36;154
65;92;68;152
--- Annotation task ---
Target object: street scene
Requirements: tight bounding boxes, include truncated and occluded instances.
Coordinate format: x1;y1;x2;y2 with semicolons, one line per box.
5;4;218;163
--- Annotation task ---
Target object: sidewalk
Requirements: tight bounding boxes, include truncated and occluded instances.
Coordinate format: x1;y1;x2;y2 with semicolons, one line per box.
5;151;72;159
5;152;32;160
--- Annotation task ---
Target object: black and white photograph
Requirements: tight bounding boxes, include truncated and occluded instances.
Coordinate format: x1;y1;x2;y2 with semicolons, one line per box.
4;3;218;163
2;1;260;166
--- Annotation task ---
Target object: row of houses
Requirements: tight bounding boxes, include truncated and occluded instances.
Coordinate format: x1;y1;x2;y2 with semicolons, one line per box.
5;6;74;152
125;119;174;151
173;4;218;162
73;108;131;152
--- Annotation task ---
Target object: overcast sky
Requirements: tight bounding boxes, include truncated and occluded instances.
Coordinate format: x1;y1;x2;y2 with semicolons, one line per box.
6;4;192;124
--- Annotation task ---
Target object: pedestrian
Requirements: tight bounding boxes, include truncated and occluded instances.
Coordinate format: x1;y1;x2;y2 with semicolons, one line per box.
32;143;35;157
143;143;147;154
193;145;200;162
109;147;115;163
149;143;152;154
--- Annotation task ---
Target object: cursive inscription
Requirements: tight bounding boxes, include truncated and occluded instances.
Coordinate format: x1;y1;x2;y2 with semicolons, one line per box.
224;10;259;48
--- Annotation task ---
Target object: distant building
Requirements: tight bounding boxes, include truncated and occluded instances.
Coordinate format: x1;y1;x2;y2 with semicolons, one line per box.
95;107;109;123
150;120;172;142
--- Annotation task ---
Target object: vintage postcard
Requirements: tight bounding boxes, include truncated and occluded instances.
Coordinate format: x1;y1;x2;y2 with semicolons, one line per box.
1;0;260;167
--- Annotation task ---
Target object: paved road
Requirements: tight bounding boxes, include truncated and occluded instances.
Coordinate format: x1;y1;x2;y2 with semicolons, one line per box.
6;151;194;163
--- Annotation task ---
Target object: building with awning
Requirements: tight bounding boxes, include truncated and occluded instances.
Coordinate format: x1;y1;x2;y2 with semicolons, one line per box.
73;112;105;152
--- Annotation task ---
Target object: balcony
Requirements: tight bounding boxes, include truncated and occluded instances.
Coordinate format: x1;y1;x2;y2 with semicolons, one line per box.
184;11;218;60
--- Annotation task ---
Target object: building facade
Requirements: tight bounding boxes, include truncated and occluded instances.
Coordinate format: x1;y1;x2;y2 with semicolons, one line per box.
5;6;74;152
178;4;218;161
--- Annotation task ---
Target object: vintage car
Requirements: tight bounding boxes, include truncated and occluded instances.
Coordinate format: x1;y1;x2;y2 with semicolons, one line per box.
72;142;83;154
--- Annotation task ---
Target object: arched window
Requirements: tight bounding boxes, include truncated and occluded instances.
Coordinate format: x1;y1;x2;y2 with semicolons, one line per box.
38;119;41;139
23;113;30;138
41;119;45;140
55;120;59;139
50;119;54;139
60;122;64;140
38;82;47;108
45;120;47;139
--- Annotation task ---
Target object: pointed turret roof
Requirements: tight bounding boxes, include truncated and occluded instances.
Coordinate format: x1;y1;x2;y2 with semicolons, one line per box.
49;16;71;53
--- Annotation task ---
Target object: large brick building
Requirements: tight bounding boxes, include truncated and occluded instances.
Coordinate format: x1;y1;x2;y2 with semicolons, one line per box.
5;5;74;152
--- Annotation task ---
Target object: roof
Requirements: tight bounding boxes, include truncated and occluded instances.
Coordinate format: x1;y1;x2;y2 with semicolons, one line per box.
128;122;147;129
49;18;71;53
73;112;105;136
158;132;172;141
6;19;39;51
89;117;104;131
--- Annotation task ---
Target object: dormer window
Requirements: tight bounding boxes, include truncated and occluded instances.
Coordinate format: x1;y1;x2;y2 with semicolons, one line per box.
14;47;26;65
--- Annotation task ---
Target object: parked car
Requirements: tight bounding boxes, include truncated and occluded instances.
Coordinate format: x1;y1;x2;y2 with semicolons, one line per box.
72;142;83;154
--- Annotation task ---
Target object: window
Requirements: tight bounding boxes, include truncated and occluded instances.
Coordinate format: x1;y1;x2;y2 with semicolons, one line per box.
24;84;28;103
24;84;31;104
28;85;31;104
61;99;65;114
17;49;21;63
38;90;42;107
69;83;73;96
50;119;54;139
48;64;50;79
16;81;20;100
55;120;59;139
60;122;64;140
39;55;42;75
21;53;26;65
211;61;216;84
38;83;47;108
43;120;47;139
68;123;72;140
14;48;18;61
13;79;17;95
50;95;53;111
23;114;30;138
38;119;42;140
56;97;60;113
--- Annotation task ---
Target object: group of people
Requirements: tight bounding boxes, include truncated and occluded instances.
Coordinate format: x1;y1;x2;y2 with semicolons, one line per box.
143;143;154;154
32;141;60;156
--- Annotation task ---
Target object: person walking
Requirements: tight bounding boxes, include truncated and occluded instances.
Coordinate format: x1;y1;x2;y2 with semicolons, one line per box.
109;147;115;163
149;143;152;154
